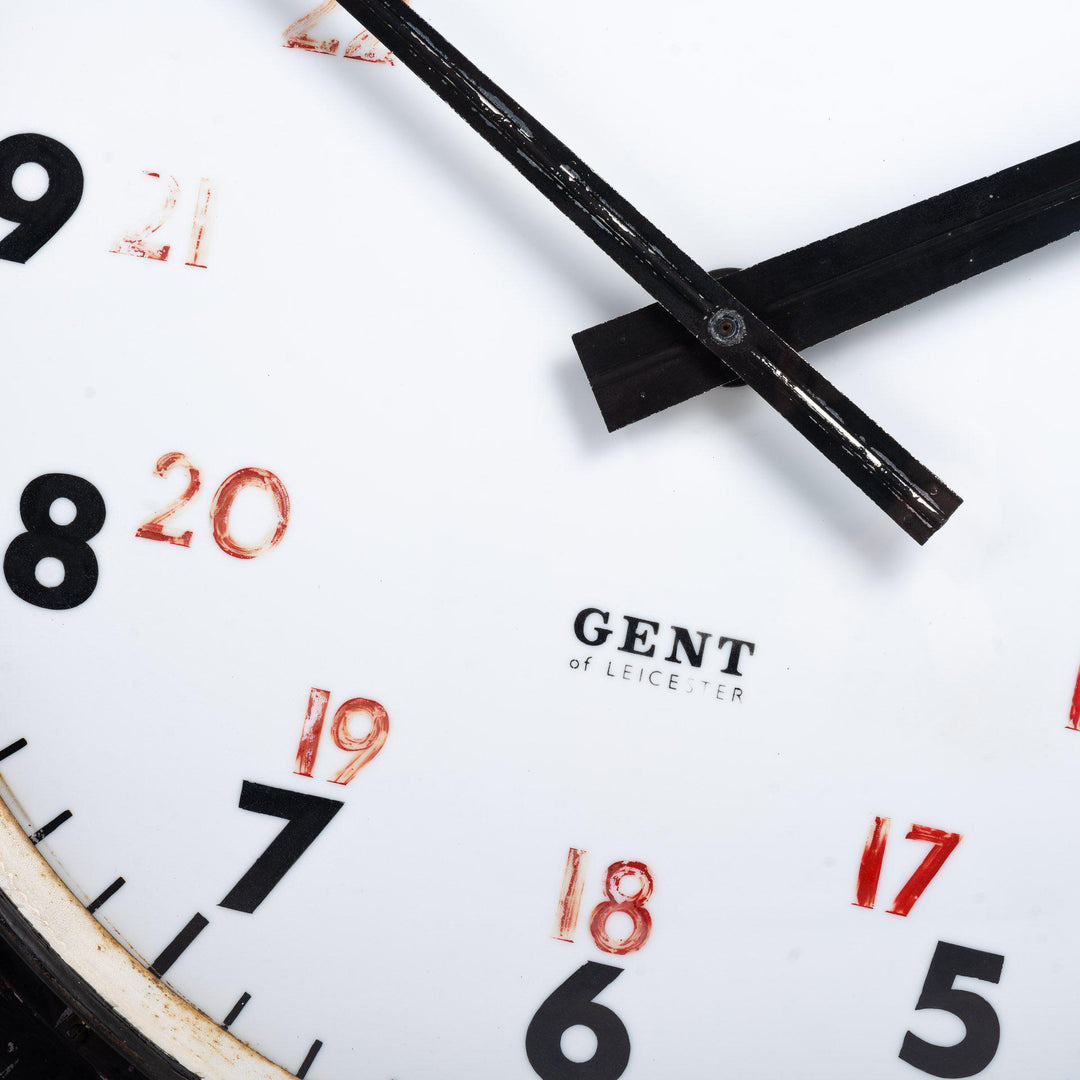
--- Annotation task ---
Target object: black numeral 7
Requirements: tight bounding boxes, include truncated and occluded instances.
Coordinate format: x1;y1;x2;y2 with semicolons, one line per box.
218;781;343;915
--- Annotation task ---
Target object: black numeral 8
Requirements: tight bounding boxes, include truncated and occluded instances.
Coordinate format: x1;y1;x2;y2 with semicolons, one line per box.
4;474;105;610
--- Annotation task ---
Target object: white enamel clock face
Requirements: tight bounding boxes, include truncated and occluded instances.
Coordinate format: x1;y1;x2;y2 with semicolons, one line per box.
2;1;1080;1078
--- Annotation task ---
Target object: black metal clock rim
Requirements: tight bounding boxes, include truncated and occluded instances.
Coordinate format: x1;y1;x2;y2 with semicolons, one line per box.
0;885;199;1080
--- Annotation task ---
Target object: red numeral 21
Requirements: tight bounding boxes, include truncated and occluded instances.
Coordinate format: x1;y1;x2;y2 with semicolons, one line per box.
294;687;390;786
109;172;216;268
282;0;406;64
136;453;290;560
553;848;654;956
854;817;961;917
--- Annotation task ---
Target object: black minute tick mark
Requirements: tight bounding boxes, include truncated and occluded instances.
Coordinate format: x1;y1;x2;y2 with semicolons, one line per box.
29;809;71;845
0;738;27;763
86;876;126;914
150;913;209;978
297;1039;323;1079
222;992;251;1031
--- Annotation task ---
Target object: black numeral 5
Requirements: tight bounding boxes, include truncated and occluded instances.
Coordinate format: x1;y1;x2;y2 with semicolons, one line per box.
900;940;1005;1078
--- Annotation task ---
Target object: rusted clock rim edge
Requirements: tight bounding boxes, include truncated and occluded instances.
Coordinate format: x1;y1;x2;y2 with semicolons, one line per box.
0;796;298;1080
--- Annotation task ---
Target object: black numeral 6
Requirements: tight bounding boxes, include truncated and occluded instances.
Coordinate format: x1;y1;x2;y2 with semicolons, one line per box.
526;962;630;1080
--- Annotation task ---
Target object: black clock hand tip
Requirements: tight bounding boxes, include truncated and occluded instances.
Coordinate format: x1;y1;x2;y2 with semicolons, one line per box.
335;0;958;543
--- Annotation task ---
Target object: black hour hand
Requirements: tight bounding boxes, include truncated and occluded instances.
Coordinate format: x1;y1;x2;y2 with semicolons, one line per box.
575;139;1080;432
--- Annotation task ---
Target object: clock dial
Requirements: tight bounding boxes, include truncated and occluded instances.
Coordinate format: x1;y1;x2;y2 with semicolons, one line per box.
2;0;1080;1078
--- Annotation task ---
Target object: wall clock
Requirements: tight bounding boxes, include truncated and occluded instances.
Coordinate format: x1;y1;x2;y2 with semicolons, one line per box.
1;0;1079;1077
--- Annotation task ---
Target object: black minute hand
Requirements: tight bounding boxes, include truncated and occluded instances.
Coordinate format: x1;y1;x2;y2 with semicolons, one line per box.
575;140;1080;431
333;0;960;544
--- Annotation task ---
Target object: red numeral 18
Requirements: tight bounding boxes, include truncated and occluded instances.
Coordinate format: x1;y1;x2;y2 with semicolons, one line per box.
553;848;654;955
854;816;961;917
294;687;390;786
552;848;587;942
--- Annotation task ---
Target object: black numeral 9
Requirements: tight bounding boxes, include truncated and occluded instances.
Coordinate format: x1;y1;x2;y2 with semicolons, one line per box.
0;133;83;264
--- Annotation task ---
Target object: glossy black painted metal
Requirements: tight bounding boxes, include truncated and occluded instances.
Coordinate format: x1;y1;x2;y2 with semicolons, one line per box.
575;140;1080;430
0;927;151;1080
0;888;196;1080
334;0;960;543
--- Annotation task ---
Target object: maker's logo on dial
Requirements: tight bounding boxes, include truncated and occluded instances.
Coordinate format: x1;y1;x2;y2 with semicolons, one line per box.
569;607;755;704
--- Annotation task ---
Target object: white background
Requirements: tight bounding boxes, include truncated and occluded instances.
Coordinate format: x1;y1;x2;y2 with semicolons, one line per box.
2;0;1080;1076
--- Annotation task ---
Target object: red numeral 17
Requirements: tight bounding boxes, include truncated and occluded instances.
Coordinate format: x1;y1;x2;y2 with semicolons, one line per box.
854;817;961;917
1068;662;1080;730
294;687;389;785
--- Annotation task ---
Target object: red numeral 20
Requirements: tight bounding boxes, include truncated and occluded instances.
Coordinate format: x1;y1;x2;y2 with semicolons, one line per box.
136;452;290;560
854;817;961;918
553;848;654;956
282;0;406;64
294;687;390;785
110;173;216;268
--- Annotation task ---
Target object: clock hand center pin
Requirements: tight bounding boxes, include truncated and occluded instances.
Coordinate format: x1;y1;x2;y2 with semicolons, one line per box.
575;140;1080;430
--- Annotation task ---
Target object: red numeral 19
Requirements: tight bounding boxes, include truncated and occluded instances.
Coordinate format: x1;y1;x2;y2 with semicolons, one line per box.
553;848;654;955
854;817;961;917
294;687;390;786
